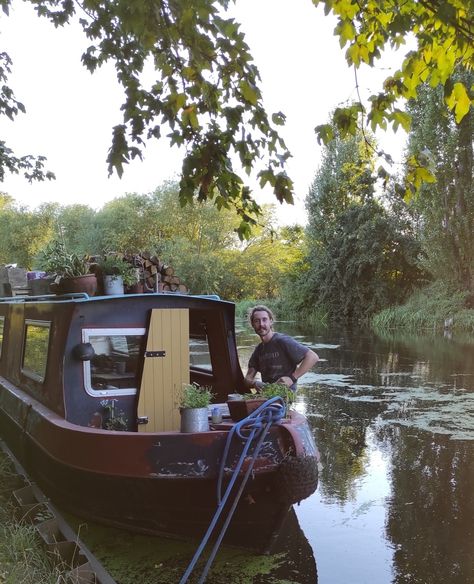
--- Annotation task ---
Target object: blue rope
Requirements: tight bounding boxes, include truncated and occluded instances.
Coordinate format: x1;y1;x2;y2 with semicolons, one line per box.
179;397;286;584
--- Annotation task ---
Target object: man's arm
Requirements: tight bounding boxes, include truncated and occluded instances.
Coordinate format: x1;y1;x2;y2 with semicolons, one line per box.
244;366;261;390
279;349;319;387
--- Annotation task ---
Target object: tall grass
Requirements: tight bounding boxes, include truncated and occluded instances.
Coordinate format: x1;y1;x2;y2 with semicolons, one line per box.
0;453;69;584
372;282;474;332
235;298;328;326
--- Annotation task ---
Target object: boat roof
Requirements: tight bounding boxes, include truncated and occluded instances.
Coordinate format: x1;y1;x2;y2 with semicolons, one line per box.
0;292;226;305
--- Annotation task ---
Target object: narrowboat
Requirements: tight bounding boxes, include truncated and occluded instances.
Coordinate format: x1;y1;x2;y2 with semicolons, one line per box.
0;292;319;551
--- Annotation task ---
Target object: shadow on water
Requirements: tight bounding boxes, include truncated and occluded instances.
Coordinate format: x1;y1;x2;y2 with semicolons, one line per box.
66;507;317;583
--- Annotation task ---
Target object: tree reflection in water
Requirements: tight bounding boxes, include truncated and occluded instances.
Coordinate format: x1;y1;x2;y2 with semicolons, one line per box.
238;320;474;583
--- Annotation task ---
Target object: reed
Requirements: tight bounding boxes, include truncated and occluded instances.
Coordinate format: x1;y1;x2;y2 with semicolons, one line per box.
0;452;69;584
372;282;474;332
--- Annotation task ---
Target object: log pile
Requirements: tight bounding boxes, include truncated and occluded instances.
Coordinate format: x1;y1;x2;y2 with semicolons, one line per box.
124;252;189;294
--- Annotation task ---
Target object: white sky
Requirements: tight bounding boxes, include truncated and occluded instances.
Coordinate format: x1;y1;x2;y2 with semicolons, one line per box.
1;0;407;225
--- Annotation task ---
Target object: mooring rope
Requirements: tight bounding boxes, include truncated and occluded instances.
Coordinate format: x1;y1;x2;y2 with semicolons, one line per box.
179;396;286;584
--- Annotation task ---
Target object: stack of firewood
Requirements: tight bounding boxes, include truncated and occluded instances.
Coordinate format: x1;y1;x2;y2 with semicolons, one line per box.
124;252;189;294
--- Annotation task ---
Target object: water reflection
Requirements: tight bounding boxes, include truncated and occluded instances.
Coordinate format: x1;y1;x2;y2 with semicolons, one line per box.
236;319;474;584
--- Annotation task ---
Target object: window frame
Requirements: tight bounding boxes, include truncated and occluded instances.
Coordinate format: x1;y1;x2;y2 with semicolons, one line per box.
82;327;146;397
22;319;51;383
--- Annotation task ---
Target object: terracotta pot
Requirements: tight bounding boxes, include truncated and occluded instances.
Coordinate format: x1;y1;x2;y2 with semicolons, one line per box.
125;283;144;294
54;274;98;296
227;398;266;422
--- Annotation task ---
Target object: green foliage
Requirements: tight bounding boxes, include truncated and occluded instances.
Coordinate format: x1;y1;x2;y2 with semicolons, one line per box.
259;382;295;407
308;202;426;321
404;71;474;293
0;194;54;268
0;54;55;185
2;0;474;232
37;239;91;278
372;281;474;331
99;255;137;285
314;0;474;134
179;383;213;409
1;0;293;238
303;124;426;322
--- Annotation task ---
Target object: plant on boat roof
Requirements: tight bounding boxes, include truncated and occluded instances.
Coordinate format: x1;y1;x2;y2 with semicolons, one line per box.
179;383;214;409
99;255;138;285
38;240;91;279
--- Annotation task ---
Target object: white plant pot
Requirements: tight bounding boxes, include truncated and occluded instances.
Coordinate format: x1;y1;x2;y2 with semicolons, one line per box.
103;275;124;295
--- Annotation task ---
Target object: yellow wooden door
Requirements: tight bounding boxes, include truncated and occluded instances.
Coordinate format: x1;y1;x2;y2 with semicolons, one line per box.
137;308;189;432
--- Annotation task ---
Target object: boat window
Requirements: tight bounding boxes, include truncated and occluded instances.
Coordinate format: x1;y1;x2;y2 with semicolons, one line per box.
189;335;212;372
82;328;145;397
22;320;51;382
0;316;4;358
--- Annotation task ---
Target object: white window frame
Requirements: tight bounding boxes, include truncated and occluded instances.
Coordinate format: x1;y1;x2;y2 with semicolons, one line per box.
22;319;51;383
82;327;145;397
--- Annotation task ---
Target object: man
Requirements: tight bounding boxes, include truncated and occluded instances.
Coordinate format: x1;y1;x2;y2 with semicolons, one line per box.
244;305;319;391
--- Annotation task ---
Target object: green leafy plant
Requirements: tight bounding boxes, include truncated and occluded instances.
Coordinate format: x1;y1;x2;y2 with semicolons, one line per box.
100;399;128;431
38;240;91;278
99;255;136;282
179;383;213;409
259;382;295;404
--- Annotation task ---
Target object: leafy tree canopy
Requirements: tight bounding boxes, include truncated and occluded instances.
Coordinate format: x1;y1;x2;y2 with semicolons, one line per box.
1;0;473;234
0;0;292;238
314;0;474;194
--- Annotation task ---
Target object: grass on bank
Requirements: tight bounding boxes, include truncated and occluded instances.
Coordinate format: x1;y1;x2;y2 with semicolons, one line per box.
0;453;70;584
372;282;474;332
235;298;328;327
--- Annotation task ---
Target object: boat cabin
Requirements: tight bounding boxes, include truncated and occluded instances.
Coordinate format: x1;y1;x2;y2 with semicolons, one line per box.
0;293;247;432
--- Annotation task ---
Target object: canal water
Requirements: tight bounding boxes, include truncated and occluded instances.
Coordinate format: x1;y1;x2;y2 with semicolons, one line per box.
235;319;474;584
67;319;474;583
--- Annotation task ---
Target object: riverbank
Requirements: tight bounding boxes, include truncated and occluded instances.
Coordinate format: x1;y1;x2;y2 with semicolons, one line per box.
0;449;298;583
236;282;474;333
0;451;67;584
372;282;474;332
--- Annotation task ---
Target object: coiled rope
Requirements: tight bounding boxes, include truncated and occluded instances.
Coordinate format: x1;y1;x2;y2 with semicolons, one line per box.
179;396;286;584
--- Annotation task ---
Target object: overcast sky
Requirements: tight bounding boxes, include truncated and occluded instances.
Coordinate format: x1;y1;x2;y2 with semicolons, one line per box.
1;0;407;225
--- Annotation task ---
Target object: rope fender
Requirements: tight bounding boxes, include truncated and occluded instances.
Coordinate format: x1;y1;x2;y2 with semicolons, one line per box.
276;454;319;505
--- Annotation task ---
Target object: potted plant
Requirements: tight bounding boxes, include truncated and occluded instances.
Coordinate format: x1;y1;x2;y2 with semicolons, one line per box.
179;383;213;432
99;255;136;295
227;382;292;421
123;267;144;294
38;240;97;296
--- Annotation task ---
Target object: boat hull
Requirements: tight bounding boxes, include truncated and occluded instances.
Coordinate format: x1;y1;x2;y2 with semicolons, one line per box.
0;378;318;551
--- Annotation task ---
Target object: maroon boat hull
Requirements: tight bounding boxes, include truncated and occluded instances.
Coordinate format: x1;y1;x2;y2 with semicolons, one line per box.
0;293;319;550
0;377;318;550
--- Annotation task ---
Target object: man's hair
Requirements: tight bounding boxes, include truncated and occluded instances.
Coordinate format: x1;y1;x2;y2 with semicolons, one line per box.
248;305;275;325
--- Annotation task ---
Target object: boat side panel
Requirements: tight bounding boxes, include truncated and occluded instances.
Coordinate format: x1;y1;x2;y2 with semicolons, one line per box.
62;295;246;429
0;301;74;416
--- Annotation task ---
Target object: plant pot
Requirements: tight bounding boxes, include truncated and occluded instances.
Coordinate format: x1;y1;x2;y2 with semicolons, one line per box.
125;282;144;294
180;407;209;432
227;398;266;422
29;278;55;296
53;274;97;296
103;275;124;295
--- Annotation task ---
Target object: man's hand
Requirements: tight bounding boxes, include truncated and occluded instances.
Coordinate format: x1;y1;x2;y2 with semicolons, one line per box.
277;376;294;387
